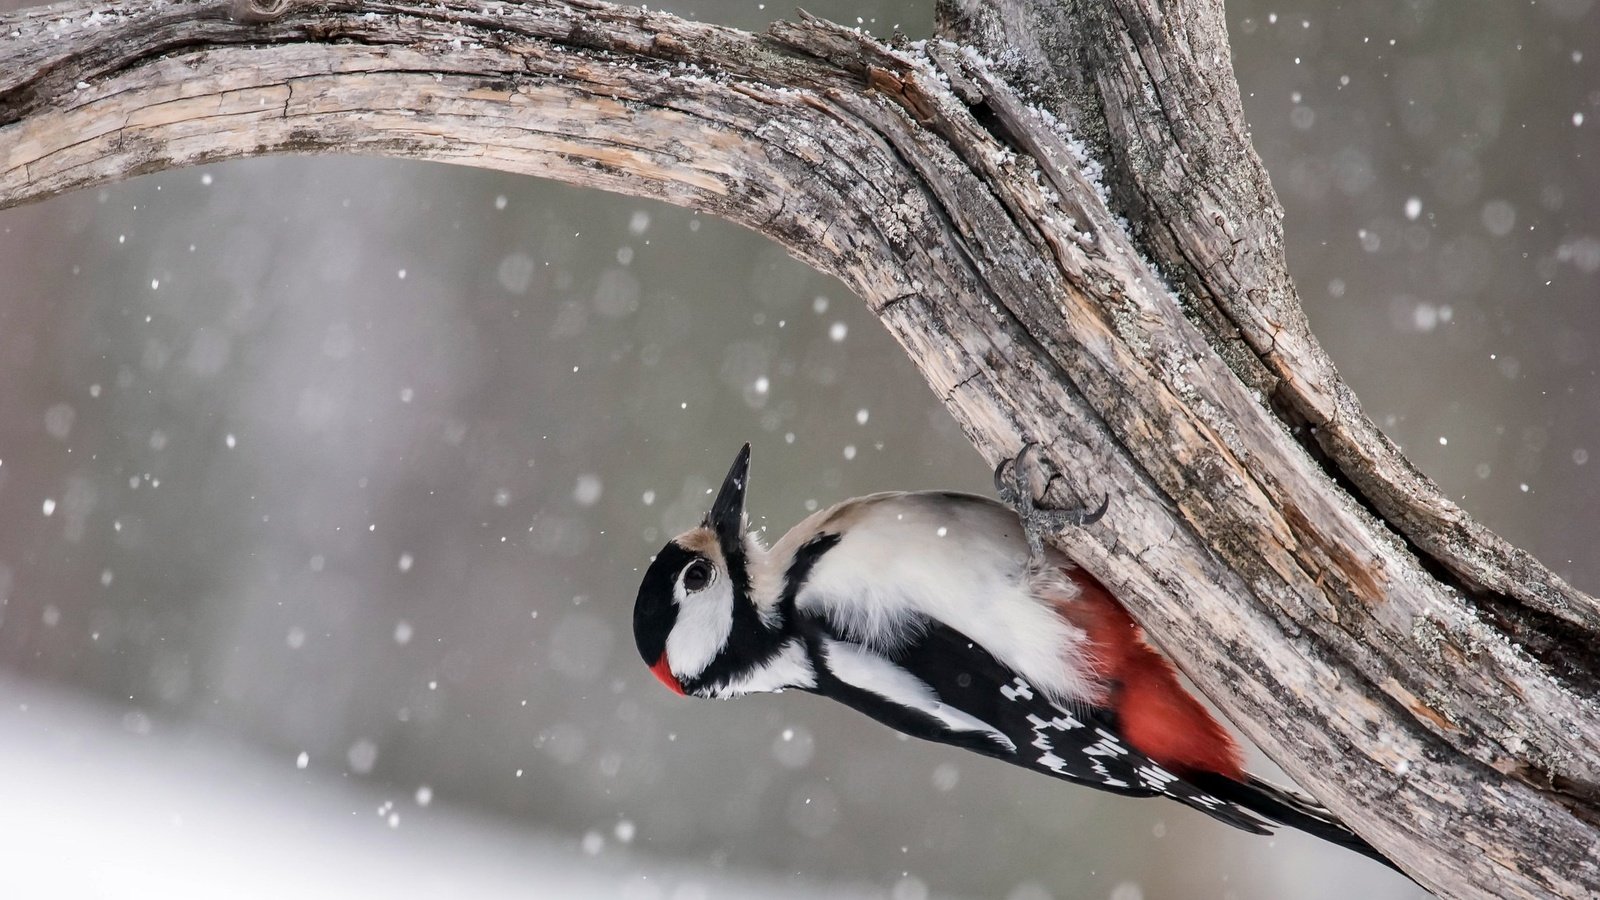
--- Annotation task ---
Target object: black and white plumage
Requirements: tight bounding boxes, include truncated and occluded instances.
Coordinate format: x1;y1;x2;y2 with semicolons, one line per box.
632;443;1396;870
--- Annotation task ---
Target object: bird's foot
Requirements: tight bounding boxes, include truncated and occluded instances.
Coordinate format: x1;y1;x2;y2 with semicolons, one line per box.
993;441;1109;563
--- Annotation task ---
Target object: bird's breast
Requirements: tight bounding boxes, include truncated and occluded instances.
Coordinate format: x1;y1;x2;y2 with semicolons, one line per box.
785;492;1100;705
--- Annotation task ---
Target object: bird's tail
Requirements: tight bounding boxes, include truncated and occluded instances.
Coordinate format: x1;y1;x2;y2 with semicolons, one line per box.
1187;771;1404;874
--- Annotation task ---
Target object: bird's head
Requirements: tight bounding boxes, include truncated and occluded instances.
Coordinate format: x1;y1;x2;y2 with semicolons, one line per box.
633;443;780;698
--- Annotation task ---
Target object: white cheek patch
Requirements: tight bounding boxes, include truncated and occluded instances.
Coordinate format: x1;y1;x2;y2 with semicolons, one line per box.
665;577;734;680
822;640;1015;752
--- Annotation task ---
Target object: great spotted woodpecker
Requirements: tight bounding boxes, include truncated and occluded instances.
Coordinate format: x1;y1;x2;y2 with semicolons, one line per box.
633;443;1395;869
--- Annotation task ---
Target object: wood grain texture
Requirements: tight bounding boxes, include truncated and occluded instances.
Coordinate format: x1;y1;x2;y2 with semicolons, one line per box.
2;1;1596;896
934;0;1600;632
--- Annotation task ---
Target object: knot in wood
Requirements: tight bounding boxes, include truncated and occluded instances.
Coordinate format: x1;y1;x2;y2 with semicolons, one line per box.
230;0;293;24
866;65;937;124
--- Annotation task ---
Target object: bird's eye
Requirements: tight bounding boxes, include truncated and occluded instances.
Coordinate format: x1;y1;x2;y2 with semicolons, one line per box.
682;559;713;592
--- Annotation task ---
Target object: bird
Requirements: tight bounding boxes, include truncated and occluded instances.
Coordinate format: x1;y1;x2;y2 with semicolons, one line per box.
632;442;1396;870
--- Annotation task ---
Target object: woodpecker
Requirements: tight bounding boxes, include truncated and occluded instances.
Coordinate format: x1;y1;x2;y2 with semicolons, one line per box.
633;443;1395;869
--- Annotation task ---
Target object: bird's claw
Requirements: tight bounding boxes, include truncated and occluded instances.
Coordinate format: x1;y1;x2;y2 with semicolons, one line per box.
994;441;1109;564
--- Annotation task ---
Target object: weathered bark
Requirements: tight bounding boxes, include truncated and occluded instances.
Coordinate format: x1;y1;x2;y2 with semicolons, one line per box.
1;1;1595;897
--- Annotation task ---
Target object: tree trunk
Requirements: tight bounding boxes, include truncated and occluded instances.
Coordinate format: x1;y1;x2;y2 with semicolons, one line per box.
2;1;1596;896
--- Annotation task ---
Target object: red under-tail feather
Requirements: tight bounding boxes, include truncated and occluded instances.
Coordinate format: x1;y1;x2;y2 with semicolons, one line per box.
1058;570;1245;781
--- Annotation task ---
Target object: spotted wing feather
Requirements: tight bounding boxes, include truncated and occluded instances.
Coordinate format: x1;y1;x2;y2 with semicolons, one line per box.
800;615;1275;834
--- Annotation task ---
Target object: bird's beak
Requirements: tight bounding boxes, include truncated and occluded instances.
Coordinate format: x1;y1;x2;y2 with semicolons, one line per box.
705;442;751;549
650;653;686;696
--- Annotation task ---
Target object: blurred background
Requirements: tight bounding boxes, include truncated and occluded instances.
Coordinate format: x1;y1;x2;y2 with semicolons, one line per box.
0;0;1595;897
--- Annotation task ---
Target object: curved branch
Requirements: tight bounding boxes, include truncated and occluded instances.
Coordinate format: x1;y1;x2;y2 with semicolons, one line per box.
2;1;1596;897
935;0;1600;637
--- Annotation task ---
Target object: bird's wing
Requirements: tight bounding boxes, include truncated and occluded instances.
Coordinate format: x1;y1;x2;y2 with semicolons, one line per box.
799;612;1278;833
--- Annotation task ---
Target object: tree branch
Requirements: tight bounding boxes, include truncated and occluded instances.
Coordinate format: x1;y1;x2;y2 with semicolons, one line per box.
2;1;1596;896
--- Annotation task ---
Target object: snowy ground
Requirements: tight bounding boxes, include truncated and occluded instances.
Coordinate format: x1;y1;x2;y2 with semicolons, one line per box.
0;677;884;900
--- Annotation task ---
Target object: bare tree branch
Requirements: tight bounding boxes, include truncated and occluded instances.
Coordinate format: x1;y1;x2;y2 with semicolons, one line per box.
935;0;1600;636
2;1;1596;896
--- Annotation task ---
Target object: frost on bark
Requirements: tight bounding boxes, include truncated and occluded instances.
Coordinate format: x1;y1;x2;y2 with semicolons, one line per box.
1;0;1596;897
